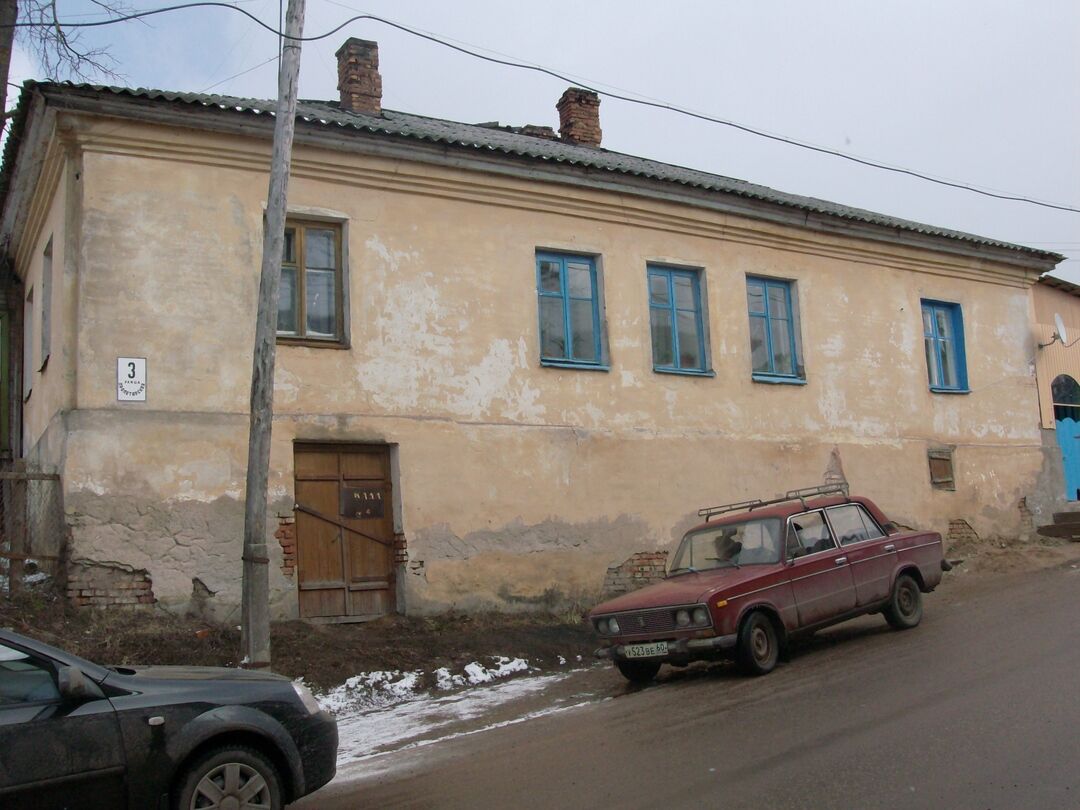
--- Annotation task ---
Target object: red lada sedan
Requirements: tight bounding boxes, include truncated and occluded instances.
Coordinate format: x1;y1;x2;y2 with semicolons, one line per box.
591;485;945;682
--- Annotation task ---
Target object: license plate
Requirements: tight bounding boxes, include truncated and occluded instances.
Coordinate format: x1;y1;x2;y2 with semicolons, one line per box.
623;641;668;659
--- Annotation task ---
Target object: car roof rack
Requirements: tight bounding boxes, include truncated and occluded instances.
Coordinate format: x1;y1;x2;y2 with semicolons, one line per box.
698;483;850;520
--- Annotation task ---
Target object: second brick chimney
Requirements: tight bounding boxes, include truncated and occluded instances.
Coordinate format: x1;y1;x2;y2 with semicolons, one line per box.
336;38;382;116
557;87;602;147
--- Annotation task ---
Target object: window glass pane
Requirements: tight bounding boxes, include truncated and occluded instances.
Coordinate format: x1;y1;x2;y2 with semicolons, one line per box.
567;263;593;299
539;297;566;358
283;229;296;264
790;512;835;555
539;260;561;293
924;336;940;387
277;267;298;335
747;281;765;314
940;340;958;388
922;307;934;336
305;229;336;269
0;645;60;703
767;284;788;317
750;317;769;374
677;310;702;369
829;505;871;545
569;299;597;361
935;308;952;340
673;275;695;310
651;308;674;367
649;273;670;305
770;318;794;375
305;268;336;337
1052;375;1080;405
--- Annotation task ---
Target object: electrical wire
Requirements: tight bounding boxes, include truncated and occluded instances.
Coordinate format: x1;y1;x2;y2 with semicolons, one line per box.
4;4;1079;214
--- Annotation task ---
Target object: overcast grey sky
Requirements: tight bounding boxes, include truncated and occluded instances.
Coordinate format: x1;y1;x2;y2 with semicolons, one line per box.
11;1;1080;279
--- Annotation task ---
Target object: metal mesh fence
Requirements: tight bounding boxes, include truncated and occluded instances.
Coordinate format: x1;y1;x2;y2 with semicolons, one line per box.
0;466;66;596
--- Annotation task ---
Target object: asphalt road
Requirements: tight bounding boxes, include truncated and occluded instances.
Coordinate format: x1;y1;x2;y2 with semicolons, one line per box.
302;560;1080;810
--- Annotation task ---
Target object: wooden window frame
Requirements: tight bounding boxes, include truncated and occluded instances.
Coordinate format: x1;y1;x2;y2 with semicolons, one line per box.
921;299;969;393
535;251;607;370
746;275;804;383
647;264;712;376
277;219;348;348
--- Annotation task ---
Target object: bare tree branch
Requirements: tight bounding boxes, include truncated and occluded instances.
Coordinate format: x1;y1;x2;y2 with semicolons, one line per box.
16;0;130;83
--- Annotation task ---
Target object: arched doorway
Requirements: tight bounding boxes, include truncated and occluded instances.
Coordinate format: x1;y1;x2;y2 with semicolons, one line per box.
1052;374;1080;500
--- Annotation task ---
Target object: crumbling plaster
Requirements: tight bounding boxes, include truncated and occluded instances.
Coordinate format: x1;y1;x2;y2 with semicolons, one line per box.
6;117;1061;618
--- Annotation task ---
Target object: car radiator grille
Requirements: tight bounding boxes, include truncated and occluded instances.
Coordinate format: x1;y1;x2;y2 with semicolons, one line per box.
612;608;675;634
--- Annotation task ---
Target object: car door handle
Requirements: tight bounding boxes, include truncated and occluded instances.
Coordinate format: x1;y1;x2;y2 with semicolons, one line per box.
834;557;848;566
884;544;896;552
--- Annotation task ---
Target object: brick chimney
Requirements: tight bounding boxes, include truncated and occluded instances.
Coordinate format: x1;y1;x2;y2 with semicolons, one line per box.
336;38;382;116
556;87;602;147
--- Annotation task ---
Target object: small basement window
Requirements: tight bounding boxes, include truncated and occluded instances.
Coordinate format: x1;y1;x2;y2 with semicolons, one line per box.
928;449;955;491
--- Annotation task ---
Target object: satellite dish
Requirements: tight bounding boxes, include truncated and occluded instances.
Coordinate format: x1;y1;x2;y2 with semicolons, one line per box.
1055;313;1069;346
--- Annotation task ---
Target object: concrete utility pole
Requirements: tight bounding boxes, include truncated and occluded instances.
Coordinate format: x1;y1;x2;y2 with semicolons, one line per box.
241;0;306;669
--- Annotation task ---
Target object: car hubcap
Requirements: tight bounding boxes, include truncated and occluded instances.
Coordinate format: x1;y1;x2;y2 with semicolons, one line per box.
752;627;769;661
899;586;915;616
190;763;270;810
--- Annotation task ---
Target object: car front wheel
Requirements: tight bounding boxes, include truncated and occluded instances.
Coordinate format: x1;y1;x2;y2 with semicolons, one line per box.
737;611;779;676
884;573;923;630
616;659;661;684
174;746;283;810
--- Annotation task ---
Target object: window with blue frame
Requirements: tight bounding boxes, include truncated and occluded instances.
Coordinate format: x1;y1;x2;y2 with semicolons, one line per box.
648;265;708;374
536;252;603;366
921;300;968;392
746;277;802;380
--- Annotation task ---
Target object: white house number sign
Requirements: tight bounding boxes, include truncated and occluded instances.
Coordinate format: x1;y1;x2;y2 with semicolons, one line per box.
117;357;147;402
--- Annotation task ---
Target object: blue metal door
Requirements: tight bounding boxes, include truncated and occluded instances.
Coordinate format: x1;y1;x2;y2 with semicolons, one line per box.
1055;417;1080;501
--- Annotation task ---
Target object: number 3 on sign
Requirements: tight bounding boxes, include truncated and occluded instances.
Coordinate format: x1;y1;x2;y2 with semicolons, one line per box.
117;357;147;402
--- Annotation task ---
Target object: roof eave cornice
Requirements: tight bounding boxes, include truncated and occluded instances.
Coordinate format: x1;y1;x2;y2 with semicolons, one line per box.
21;85;1063;278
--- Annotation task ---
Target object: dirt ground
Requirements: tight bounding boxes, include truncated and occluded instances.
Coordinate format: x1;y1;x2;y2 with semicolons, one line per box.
3;536;1078;692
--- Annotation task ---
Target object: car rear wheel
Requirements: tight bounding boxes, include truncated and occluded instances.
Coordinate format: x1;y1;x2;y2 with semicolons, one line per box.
737;611;779;676
174;746;283;810
616;659;661;684
884;573;923;630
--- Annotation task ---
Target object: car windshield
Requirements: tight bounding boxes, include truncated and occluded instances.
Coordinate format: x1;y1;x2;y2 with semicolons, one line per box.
669;518;783;573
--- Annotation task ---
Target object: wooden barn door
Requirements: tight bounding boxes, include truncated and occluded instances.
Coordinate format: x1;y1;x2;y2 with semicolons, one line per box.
294;444;396;620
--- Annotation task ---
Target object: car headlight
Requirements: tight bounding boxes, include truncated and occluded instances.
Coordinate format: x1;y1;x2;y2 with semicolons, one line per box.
596;618;609;634
693;607;709;626
292;682;322;715
608;617;620;634
675;609;691;627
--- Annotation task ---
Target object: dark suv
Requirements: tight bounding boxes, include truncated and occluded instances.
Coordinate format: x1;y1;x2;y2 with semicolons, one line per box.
0;628;337;809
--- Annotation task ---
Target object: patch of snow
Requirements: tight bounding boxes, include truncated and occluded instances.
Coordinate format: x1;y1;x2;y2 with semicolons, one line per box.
435;667;465;690
334;672;569;767
22;571;50;586
319;670;424;715
557;655;567;666
463;657;528;684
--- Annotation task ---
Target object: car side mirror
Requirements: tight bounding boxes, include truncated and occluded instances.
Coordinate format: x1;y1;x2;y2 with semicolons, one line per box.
57;665;100;701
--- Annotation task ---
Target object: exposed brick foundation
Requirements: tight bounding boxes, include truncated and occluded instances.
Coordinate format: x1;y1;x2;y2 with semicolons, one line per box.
946;518;980;546
67;561;155;608
603;550;668;595
276;516;296;577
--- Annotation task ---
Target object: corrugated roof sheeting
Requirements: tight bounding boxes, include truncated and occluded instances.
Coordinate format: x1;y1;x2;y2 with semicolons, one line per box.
0;81;1064;263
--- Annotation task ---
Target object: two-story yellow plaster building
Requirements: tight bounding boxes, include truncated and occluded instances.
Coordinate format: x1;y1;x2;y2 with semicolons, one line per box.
0;39;1063;621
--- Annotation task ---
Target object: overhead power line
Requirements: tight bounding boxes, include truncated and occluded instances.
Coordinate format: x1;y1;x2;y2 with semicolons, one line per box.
5;4;1080;215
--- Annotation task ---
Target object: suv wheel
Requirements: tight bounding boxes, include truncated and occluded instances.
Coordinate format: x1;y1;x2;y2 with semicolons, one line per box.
737;611;779;676
884;573;923;630
174;746;283;810
616;659;661;684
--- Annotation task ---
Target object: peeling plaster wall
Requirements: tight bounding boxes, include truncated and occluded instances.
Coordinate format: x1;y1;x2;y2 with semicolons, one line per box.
19;117;1057;617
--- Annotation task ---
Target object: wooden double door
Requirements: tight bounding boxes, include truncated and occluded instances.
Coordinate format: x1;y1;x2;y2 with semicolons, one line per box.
294;444;396;619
